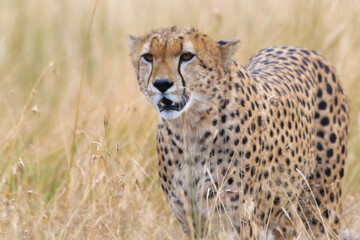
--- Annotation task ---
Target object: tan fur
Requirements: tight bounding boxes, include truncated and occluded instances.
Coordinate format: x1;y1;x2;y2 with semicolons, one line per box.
129;27;349;239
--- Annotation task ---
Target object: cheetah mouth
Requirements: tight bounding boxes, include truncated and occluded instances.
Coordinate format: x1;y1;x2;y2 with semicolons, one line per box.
157;94;189;112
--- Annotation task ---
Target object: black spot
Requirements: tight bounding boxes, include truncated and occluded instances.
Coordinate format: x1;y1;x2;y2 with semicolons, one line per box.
242;136;248;145
318;73;323;83
310;217;318;226
330;192;335;202
324;65;330;74
327;149;334;158
325;168;331;177
317;89;322;98
318;101;327;110
243;184;249;195
221;115;227;123
251;166;256;176
326;83;333;95
237;70;245;79
323;209;329;219
274;196;280;205
301;49;310;55
251;85;258;94
317;142;323;151
204;131;211;139
317;60;323;69
220;129;225;136
259;211;265;220
251;102;255;111
335;216;340;225
257;116;262;127
240;165;250;174
240;99;246;107
339;168;344;178
316;156;322;164
286;158;290;166
317;131;325;138
320;117;329;126
330;133;337;143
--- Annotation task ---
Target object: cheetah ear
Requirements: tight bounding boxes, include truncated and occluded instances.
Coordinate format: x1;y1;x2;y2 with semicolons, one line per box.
128;34;141;52
217;39;241;72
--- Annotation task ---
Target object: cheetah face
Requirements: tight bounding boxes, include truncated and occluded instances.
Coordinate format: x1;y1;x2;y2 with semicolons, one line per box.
129;27;240;120
135;39;195;120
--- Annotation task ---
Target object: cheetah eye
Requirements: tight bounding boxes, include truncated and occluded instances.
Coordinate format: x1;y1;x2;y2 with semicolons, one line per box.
180;52;194;62
142;53;153;63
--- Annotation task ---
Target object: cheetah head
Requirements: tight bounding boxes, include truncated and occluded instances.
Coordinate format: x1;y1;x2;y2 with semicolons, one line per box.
129;27;240;120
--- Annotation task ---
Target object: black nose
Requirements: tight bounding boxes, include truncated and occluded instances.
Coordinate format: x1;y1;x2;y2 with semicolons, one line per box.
153;79;173;93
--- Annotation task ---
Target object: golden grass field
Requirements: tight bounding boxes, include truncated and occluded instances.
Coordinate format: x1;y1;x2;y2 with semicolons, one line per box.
0;0;360;239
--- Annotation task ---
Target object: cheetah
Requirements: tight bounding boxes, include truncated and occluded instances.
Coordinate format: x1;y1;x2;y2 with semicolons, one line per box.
129;27;349;239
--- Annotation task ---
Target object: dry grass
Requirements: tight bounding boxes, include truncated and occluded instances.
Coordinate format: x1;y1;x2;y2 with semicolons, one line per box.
0;0;360;239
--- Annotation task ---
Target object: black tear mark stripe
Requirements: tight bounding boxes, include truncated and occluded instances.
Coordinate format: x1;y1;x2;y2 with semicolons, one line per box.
177;42;187;90
178;59;186;90
137;58;141;82
147;63;153;85
138;57;153;86
177;54;201;93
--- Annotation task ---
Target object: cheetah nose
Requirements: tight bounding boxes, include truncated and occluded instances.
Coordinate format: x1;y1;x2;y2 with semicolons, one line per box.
153;79;173;93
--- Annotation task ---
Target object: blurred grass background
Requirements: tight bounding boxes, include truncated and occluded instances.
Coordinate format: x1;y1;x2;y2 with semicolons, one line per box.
0;0;359;239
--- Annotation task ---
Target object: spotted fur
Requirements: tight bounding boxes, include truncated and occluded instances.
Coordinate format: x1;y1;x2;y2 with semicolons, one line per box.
129;27;349;239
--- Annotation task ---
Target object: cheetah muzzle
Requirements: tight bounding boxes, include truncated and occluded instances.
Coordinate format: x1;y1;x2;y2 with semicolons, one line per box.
157;93;189;112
